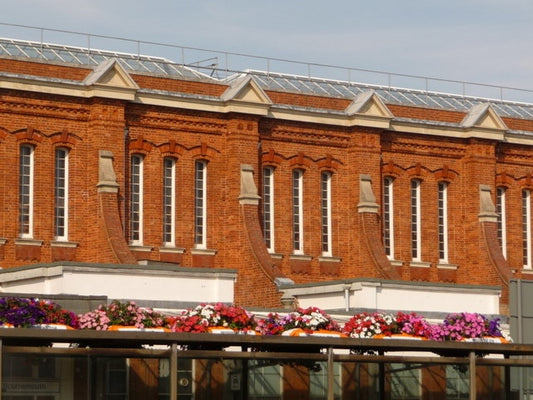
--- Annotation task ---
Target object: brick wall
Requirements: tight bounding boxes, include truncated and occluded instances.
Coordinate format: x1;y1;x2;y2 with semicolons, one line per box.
0;57;531;308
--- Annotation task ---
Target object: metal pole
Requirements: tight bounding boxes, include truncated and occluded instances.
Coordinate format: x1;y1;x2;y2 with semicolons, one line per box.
327;347;334;400
469;351;476;400
518;280;524;399
379;352;385;400
170;343;178;400
0;339;2;400
504;354;511;400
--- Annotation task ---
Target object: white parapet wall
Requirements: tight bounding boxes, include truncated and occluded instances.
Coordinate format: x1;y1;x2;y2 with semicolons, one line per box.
280;278;502;316
0;262;237;305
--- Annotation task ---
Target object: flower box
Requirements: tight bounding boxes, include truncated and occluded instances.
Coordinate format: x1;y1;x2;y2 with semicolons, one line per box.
237;330;260;335
461;336;509;344
207;327;235;334
108;326;169;332
78;300;166;331
171;303;257;334
310;329;347;338
32;323;75;330
374;333;427;340
281;328;307;337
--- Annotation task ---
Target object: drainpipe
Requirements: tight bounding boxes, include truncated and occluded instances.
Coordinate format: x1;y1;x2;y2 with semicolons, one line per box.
343;284;351;312
123;126;129;235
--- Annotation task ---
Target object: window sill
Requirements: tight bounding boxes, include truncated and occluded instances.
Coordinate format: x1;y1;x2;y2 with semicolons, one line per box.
191;248;217;256
269;252;284;260
409;261;431;268
129;245;153;252
437;263;458;270
389;259;404;267
289;254;312;261
51;240;79;248
522;269;533;274
318;256;342;263
159;247;185;254
15;238;43;246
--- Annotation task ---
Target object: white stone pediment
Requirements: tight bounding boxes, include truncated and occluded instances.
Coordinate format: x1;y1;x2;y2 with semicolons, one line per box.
345;90;393;128
461;103;508;131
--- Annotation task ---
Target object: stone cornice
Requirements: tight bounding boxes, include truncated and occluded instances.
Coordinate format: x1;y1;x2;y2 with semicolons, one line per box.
1;70;532;143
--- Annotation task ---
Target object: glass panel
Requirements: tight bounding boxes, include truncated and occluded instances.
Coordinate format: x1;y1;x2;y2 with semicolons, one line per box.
390;363;421;400
248;360;282;399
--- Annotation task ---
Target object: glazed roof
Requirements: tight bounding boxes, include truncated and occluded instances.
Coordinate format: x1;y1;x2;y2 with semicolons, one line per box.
1;37;533;119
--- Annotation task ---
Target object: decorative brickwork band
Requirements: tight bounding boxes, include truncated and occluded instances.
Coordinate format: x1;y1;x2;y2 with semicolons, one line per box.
358;174;400;279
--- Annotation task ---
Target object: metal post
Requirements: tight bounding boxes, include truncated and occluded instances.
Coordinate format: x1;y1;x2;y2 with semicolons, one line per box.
327;347;334;400
170;343;178;400
518;279;524;399
469;352;476;400
504;354;511;400
0;339;2;400
379;352;385;400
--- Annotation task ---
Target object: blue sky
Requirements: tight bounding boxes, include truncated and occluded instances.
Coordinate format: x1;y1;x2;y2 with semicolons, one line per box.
1;0;532;100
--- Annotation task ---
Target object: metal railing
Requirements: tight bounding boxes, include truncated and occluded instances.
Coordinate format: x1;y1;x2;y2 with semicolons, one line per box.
0;22;532;104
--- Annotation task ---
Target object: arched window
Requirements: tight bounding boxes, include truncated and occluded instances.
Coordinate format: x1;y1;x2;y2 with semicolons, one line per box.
410;179;421;261
162;157;176;246
54;147;69;241
292;169;304;254
194;160;207;249
496;187;507;259
437;181;448;262
262;166;275;252
321;171;332;257
129;154;144;245
19;144;34;238
383;177;394;259
522;189;531;269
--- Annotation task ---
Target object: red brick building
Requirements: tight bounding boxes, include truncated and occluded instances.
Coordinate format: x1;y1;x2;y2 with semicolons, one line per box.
0;37;532;312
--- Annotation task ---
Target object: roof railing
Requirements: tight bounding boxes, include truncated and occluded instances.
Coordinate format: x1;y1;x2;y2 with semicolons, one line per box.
0;21;532;104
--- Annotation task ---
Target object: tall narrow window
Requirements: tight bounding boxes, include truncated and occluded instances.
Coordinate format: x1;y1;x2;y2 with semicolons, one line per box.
522;190;531;269
162;157;176;246
194;160;207;248
383;177;394;259
438;182;448;262
262;166;275;252
410;179;421;261
292;169;304;254
129;154;144;245
19;145;34;238
54;147;69;241
321;171;332;256
496;187;507;259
